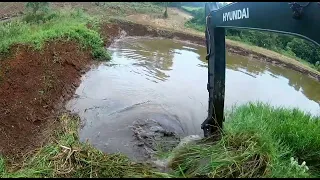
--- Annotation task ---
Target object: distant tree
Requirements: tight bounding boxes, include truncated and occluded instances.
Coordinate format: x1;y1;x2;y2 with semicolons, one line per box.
25;2;50;15
163;2;168;18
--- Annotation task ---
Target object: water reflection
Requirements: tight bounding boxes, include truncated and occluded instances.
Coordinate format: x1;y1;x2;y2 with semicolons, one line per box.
225;53;320;105
67;37;320;160
111;37;320;108
110;38;180;82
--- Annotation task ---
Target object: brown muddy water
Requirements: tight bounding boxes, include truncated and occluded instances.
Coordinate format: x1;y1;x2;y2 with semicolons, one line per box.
66;37;320;161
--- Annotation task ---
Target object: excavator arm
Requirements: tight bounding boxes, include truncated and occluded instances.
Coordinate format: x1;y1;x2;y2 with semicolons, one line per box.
202;2;320;137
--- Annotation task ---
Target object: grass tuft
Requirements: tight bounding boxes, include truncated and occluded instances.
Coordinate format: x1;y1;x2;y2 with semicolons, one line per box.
0;114;154;178
167;102;320;178
0;7;110;60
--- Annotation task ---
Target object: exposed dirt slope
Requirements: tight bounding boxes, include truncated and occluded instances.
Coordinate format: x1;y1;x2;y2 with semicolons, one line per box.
126;7;200;36
0;41;93;157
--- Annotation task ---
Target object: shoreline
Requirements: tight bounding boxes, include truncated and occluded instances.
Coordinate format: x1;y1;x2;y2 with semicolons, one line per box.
106;19;320;82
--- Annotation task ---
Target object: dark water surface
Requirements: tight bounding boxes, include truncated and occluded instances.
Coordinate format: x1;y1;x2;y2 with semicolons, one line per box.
66;37;320;160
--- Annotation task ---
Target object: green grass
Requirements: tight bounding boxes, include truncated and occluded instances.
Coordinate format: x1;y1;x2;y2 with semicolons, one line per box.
1;103;319;178
184;21;205;32
0;114;154;178
104;2;162;14
181;6;202;12
0;7;110;60
167;102;320;178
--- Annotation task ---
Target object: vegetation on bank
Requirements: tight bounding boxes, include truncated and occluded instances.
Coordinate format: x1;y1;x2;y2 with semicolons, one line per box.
166;103;320;178
0;114;155;178
181;6;205;32
1;103;319;178
180;3;320;72
0;3;110;60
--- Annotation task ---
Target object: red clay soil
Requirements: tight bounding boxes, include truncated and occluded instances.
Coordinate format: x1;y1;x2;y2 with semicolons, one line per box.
0;40;93;158
0;23;124;158
98;19;206;51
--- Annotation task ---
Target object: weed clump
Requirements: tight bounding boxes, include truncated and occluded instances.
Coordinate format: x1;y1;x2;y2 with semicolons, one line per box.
166;102;320;178
0;114;153;178
0;7;110;60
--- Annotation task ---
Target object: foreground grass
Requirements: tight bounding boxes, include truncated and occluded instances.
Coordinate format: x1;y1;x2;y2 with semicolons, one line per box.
0;114;155;178
0;7;110;60
168;102;320;178
1;103;319;178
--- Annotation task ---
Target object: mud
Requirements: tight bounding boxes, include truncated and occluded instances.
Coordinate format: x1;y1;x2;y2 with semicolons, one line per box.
131;119;181;160
99;19;205;47
0;40;93;157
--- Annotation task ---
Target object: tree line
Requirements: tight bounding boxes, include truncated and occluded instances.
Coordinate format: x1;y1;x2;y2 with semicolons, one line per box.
156;2;320;70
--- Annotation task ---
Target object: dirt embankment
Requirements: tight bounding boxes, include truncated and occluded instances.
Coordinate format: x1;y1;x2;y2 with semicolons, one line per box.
100;19;205;47
0;41;93;158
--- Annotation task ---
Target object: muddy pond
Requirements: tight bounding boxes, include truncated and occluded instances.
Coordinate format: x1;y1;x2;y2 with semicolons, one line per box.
66;37;320;161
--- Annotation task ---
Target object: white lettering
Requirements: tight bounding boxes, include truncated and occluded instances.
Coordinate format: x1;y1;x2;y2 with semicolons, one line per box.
246;8;249;18
237;10;241;19
223;13;227;22
242;8;247;19
229;12;233;21
232;11;237;20
222;8;250;22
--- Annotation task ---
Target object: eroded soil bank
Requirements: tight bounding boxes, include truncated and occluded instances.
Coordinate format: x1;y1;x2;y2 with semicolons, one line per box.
0;40;93;158
0;19;318;159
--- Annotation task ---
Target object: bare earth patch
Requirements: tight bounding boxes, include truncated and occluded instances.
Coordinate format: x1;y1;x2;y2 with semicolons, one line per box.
127;8;203;37
0;40;93;158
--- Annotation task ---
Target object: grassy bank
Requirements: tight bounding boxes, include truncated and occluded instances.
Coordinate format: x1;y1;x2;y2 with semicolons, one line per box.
0;7;109;60
1;103;319;178
167;102;320;178
0;114;154;178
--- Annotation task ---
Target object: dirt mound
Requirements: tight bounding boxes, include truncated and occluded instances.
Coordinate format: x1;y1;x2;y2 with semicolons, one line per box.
0;40;92;157
100;19;205;47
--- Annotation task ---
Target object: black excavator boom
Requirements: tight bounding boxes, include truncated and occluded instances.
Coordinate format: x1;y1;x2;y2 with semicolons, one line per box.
202;2;320;137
